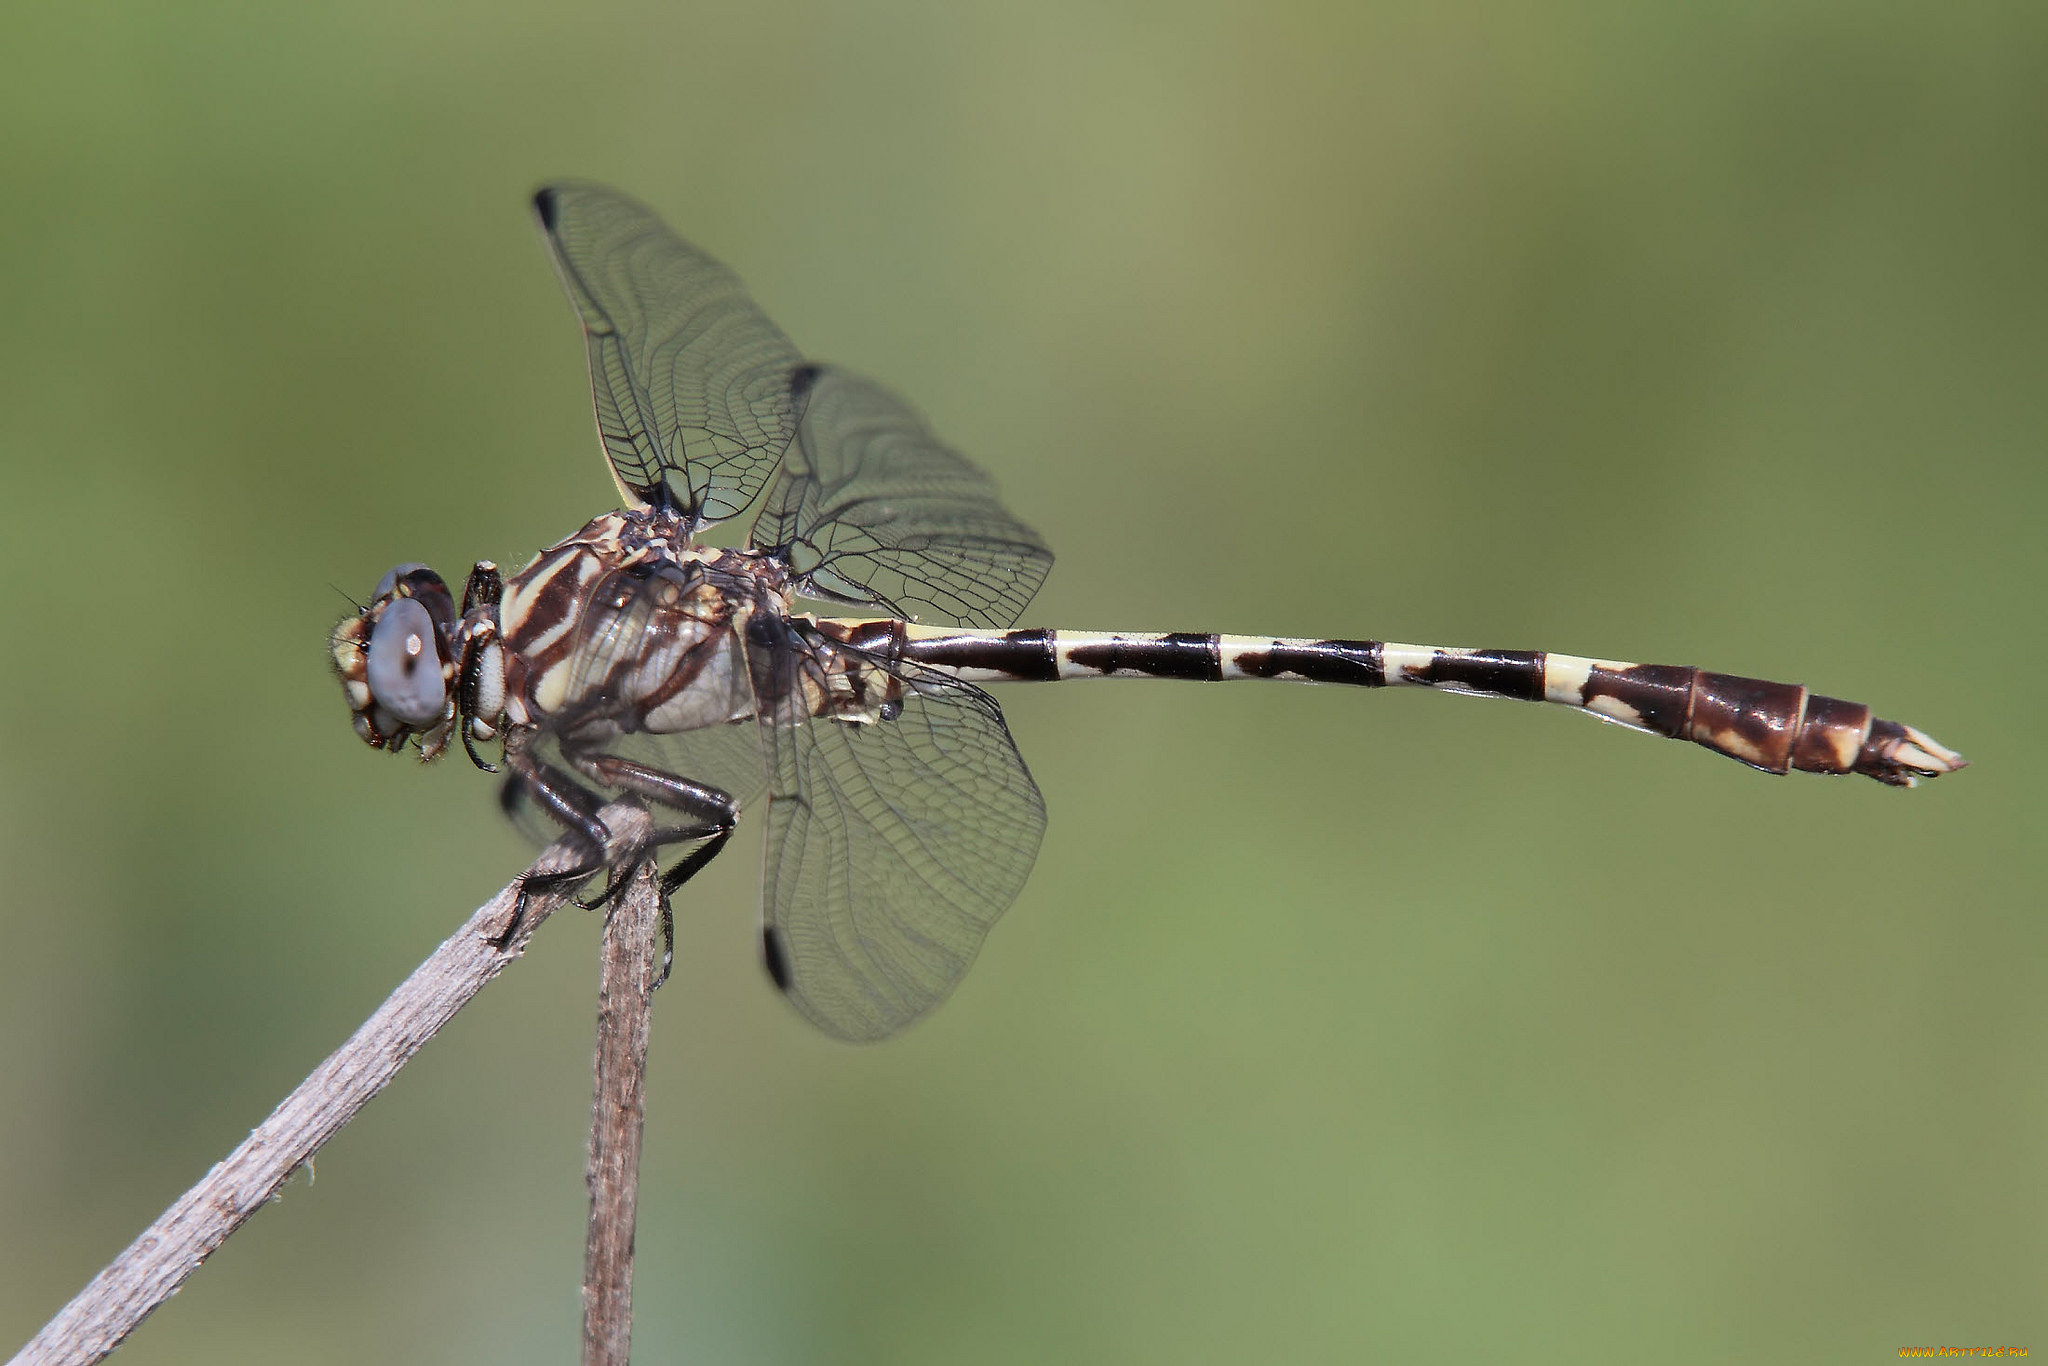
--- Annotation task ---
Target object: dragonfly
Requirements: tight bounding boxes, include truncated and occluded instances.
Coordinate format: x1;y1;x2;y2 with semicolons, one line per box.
332;183;1966;1042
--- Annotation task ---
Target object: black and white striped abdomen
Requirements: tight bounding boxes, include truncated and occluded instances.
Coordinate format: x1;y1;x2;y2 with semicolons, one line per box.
887;625;1965;788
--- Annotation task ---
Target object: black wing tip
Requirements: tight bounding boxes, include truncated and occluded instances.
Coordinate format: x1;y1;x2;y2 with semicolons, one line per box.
532;186;561;231
762;924;793;992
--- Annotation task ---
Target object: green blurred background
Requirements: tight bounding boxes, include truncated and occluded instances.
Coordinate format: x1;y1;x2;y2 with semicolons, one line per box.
2;2;2042;1362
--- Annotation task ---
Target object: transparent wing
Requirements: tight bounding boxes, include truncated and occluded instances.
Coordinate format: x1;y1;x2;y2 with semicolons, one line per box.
534;183;807;529
750;366;1053;630
749;617;1046;1041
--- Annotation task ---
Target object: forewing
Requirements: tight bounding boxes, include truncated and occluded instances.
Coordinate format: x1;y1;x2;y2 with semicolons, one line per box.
749;619;1046;1040
750;366;1053;629
535;183;807;528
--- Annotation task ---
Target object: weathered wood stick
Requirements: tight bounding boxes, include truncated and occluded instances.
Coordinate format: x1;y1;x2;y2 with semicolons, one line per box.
9;804;654;1366
582;856;662;1366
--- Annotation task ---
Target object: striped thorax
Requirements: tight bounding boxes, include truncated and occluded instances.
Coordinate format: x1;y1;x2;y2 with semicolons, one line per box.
494;511;757;741
332;509;924;776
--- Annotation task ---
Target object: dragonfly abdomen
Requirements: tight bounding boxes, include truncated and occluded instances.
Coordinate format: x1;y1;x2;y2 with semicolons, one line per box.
890;625;1965;788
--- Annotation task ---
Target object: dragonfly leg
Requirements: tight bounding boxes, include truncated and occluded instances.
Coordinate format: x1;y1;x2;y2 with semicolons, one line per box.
576;827;733;988
643;830;734;988
496;749;613;950
566;751;740;989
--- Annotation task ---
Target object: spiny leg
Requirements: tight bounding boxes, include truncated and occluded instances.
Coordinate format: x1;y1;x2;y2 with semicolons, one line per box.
566;751;740;989
565;753;738;910
574;827;730;990
635;830;733;990
497;749;614;950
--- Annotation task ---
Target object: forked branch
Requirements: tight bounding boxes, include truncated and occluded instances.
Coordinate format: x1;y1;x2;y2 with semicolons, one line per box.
9;805;655;1366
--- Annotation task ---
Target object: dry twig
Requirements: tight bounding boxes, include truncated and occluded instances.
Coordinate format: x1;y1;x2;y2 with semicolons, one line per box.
9;804;655;1366
582;855;662;1365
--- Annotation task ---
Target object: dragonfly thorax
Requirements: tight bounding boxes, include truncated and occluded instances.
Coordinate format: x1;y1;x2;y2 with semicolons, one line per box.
495;513;777;745
333;509;808;771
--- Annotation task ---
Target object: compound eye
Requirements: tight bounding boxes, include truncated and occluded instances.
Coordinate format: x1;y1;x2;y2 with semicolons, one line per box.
367;598;447;726
374;562;433;600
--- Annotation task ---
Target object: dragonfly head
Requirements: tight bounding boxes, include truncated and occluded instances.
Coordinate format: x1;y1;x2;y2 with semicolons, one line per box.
332;563;461;761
